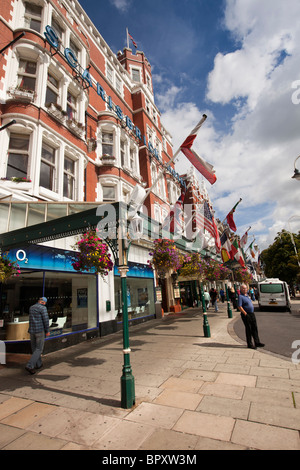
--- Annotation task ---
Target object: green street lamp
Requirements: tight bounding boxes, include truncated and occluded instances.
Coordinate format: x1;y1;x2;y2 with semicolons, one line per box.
117;210;143;409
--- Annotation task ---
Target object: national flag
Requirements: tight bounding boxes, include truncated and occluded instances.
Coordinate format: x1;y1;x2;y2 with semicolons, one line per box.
180;116;217;185
240;230;249;249
162;190;186;234
231;239;245;267
225;198;242;232
195;201;221;251
221;248;231;263
220;231;233;262
128;32;137;48
248;241;255;258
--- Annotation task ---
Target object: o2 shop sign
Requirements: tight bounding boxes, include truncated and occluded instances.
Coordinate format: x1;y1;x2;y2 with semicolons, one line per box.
16;250;28;264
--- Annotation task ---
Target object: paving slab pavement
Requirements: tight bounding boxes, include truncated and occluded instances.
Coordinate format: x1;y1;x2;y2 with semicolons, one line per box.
0;301;300;451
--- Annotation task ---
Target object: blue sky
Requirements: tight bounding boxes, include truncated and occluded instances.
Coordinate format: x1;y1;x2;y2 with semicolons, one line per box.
78;0;300;251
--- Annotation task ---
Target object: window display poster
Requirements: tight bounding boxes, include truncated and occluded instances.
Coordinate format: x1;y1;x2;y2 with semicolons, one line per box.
77;288;88;308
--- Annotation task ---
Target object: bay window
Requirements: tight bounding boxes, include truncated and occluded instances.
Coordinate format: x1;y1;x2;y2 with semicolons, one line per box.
45;71;60;106
102;132;114;156
40;143;56;191
63;157;75;199
6;134;30;179
67;90;77;121
17;59;37;92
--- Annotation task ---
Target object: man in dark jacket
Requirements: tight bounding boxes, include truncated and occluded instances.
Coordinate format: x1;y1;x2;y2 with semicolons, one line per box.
25;297;50;374
238;284;264;349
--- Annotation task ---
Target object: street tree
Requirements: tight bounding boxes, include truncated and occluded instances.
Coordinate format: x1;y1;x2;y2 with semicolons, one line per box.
260;230;300;286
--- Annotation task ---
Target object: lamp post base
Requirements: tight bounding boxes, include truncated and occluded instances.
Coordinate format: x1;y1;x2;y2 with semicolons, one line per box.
121;361;135;409
203;314;211;338
227;302;233;318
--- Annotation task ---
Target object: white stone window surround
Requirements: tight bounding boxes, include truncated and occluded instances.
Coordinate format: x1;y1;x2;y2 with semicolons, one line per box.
13;0;47;35
97;122;140;178
0;117;85;201
98;175;119;203
5;41;88;124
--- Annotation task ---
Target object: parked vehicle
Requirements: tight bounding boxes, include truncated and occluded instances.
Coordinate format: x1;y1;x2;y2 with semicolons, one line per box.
258;278;291;311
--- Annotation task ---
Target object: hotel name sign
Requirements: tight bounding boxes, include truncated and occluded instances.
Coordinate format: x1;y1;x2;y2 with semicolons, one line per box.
44;26;184;187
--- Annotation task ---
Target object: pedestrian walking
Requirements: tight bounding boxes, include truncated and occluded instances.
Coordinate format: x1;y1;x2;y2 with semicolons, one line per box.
25;297;50;374
219;288;225;303
203;289;210;310
238;284;264;349
209;288;219;312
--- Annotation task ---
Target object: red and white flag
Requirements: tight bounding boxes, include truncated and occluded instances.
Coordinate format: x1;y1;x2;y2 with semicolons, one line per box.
180;115;217;185
128;32;137;48
195;201;221;251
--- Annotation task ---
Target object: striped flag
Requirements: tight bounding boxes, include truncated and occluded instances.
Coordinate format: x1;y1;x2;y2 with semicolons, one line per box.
220;231;233;262
195;201;221;251
180;115;217;185
128;32;137;48
162;190;186;234
240;230;249;248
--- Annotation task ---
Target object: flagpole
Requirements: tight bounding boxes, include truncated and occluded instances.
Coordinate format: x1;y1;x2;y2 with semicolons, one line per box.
126;28;129;48
221;198;242;226
128;114;208;221
134;115;208;207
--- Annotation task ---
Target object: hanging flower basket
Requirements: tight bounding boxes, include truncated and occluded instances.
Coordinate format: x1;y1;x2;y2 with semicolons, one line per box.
72;231;114;277
233;267;253;284
0;253;20;283
148;239;182;277
179;253;207;280
204;258;231;281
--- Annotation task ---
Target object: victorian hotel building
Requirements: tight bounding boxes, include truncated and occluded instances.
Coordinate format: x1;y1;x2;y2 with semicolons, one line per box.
0;0;211;352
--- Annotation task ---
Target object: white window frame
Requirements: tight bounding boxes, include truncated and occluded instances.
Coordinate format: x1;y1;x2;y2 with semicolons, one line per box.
63;155;76;200
24;1;43;33
6;132;31;180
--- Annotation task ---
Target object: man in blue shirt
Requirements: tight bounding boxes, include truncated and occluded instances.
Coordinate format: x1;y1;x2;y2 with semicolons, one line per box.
238;284;264;349
25;297;50;374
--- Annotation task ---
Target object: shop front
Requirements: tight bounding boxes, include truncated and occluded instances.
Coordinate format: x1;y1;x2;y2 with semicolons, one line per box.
114;262;156;327
178;279;201;309
0;244;99;353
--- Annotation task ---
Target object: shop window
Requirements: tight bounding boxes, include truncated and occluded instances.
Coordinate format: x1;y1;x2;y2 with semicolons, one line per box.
17;59;37;92
114;277;155;321
102;132;114;156
6;133;30;179
0;270;97;341
24;2;42;32
45;71;60;106
40;143;56;191
63;156;75;199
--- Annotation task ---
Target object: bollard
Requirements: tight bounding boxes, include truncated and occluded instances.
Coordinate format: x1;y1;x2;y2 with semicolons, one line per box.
225;285;233;318
200;283;211;338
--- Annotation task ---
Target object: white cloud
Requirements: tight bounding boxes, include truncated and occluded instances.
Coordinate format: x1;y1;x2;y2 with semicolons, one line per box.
160;0;300;250
109;0;131;12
